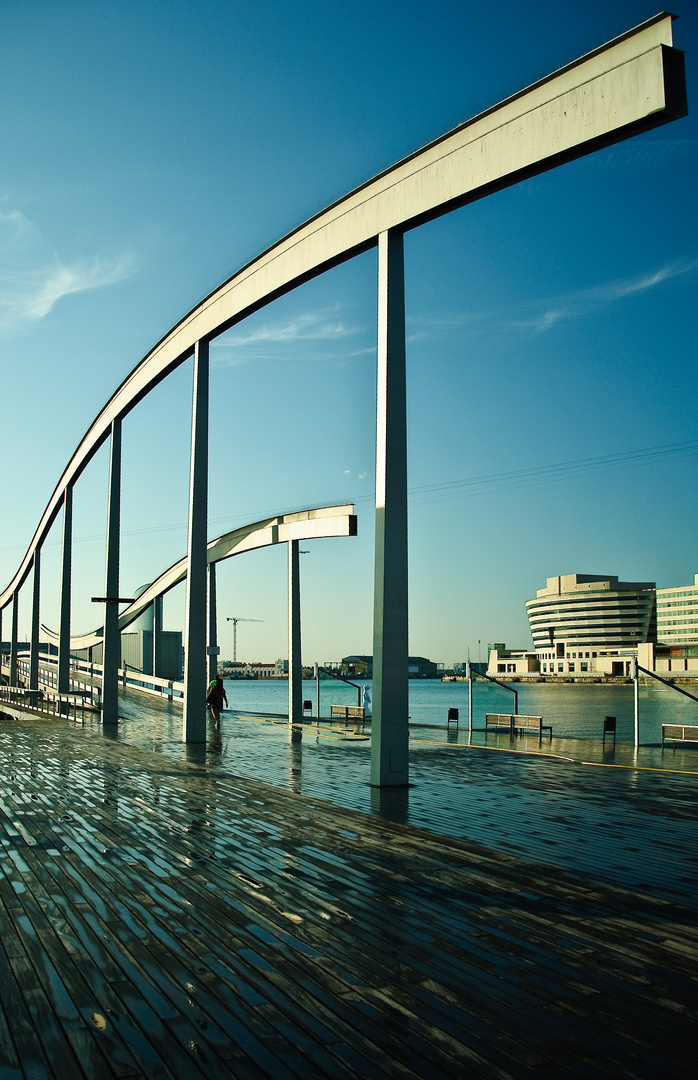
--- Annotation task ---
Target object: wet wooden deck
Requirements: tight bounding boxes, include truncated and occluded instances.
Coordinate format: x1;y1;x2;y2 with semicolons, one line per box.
0;707;696;1078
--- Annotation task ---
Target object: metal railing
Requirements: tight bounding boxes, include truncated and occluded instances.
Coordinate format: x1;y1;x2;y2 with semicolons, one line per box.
0;682;96;724
8;650;184;705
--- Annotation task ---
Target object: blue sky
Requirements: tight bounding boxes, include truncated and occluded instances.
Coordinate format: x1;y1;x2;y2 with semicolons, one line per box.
1;0;696;666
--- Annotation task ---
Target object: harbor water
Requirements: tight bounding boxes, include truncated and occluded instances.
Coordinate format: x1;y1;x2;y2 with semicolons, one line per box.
225;676;698;745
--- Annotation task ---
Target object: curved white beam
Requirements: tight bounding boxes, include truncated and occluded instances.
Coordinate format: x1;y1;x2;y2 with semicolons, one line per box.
1;13;685;608
42;504;356;651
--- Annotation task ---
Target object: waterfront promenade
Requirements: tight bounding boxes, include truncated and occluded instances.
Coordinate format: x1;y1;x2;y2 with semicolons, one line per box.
0;699;697;1078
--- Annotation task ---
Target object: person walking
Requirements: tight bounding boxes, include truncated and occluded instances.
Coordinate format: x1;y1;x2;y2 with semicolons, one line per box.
206;677;228;726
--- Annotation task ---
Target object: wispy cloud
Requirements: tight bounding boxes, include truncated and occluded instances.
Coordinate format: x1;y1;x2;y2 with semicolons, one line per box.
409;256;698;344
580;138;698;172
0;209;37;248
212;306;365;365
0;255;137;332
517;257;698;336
0;208;137;335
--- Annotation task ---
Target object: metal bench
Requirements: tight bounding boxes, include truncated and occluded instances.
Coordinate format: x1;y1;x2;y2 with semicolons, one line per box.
511;714;551;739
330;705;365;735
485;713;514;732
662;724;698;748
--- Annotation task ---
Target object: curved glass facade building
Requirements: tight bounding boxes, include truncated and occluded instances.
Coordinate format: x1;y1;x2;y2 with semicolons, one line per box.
526;575;656;661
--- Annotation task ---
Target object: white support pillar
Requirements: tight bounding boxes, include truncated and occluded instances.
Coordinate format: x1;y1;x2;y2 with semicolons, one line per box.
102;418;122;725
29;548;41;691
58;484;73;695
207;562;217;686
371;228;409;787
152;595;163;680
633;655;640;748
9;592;18;686
288;539;302;730
183;340;209;743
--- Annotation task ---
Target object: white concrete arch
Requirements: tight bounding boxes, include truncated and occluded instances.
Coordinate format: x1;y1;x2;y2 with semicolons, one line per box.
41;504;356;652
0;13;682;609
0;12;687;778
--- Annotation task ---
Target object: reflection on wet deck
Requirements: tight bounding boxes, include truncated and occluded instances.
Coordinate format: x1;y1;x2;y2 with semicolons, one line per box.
0;698;696;1077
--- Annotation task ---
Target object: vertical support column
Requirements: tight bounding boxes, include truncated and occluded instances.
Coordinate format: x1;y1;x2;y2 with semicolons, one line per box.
58;484;73;695
102;418;122;725
152;595;163;680
467;660;473;732
207;562;217;686
371;228;409;787
183;340;209;743
288;539;302;730
633;655;640;748
10;592;18;686
29;548;41;691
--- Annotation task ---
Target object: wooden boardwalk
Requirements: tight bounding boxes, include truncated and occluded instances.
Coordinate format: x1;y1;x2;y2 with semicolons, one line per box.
0;707;696;1078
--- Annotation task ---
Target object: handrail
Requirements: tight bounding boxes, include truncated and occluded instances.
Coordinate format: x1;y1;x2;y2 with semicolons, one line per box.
0;684;97;724
638;663;698;704
0;14;683;612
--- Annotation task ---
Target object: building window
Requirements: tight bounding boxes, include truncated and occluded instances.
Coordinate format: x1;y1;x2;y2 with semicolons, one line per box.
568;663;575;672
585;652;590;658
581;662;588;671
497;664;505;673
592;652;597;658
558;663;564;672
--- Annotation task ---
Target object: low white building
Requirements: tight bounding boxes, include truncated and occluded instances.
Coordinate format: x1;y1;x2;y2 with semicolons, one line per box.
487;647;539;676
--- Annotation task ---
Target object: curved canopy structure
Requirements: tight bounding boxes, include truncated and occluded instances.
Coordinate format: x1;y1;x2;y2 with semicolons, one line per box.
0;12;684;610
1;12;687;776
42;504;356;652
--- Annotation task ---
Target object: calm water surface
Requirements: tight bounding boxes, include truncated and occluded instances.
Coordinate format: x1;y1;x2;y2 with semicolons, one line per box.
224;676;698;744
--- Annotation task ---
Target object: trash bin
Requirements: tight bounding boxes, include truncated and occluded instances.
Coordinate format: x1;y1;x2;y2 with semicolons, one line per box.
603;715;616;745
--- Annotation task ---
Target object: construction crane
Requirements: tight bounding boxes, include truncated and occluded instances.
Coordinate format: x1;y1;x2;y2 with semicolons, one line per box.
226;617;264;663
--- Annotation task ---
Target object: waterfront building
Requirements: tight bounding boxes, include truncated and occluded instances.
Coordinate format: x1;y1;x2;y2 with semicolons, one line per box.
340;655;440;678
526;574;656;677
656;574;698;646
486;646;539;677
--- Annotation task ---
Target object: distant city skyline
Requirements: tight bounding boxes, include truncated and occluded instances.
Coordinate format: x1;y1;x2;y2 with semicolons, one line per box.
1;1;696;665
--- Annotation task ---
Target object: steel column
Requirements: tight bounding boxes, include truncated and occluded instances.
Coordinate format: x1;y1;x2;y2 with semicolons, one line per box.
58;484;73;694
9;593;18;685
152;595;163;679
288;539;302;730
9;596;18;684
102;418;122;724
371;229;409;787
207;562;217;685
29;548;41;691
633;655;640;747
183;340;209;743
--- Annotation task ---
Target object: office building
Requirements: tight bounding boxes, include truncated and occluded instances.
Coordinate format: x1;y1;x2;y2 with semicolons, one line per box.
526;574;656;676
